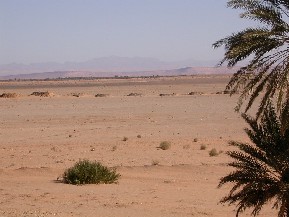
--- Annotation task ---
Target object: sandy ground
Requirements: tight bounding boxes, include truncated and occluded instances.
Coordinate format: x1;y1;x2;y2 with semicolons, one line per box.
0;75;276;216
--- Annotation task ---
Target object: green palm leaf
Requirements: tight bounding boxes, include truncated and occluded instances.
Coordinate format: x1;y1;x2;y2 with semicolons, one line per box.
213;0;289;116
219;99;289;216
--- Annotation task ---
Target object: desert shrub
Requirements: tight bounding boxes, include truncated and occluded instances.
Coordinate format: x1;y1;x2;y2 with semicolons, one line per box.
183;144;190;149
209;148;218;157
159;141;171;150
63;160;120;185
200;144;207;150
137;134;142;138
151;160;160;166
122;137;128;141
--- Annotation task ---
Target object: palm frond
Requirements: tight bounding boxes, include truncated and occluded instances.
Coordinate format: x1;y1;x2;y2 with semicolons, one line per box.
219;100;289;216
214;0;289;116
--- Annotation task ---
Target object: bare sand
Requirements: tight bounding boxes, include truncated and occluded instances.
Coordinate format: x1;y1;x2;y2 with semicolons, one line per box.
0;75;276;216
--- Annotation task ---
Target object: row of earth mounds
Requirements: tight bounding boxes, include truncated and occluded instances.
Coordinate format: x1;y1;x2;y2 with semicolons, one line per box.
95;93;110;97
159;93;176;97
30;91;54;97
0;91;54;98
0;92;19;98
127;93;142;97
216;90;239;95
0;90;235;99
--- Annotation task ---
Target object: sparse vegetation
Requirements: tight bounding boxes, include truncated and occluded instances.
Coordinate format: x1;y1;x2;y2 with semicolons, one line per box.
111;145;117;151
183;144;190;150
122;137;128;141
63;159;120;185
137;134;142;138
151;160;160;166
159;141;171;150
193;138;198;142
209;148;218;157
200;144;207;150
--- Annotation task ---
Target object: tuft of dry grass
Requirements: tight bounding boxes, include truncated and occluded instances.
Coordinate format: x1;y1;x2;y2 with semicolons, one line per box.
200;144;207;150
151;160;160;166
122;137;128;142
183;144;190;150
209;148;218;157
111;145;117;151
159;141;171;150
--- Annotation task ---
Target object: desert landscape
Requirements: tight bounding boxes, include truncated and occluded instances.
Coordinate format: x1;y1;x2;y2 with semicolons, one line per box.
0;75;276;216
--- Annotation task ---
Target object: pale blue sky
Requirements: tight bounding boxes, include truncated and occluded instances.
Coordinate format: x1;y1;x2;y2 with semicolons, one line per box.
0;0;254;65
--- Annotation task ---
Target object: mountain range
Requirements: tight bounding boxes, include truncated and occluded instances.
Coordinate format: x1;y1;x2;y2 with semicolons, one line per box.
0;56;236;80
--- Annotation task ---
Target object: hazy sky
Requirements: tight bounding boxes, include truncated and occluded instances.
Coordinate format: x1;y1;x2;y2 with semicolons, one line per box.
0;0;254;65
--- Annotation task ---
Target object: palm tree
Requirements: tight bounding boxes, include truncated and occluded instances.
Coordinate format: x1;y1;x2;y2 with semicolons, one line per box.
219;99;289;217
213;0;289;117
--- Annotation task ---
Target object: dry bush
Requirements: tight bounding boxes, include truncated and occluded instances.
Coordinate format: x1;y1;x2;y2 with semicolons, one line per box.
183;144;191;149
209;148;218;157
122;137;128;142
159;141;171;150
200;144;207;150
151;160;160;166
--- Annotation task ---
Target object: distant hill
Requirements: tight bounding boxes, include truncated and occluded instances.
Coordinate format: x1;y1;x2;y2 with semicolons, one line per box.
0;66;237;80
0;56;220;76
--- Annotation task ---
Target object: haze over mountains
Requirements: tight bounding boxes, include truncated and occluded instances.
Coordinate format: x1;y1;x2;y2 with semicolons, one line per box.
0;56;236;80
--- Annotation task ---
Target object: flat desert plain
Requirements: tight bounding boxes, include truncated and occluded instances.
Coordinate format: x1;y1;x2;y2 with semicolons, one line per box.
0;75;276;216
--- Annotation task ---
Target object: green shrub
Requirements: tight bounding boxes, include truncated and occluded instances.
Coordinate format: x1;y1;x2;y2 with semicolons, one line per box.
63;160;120;185
159;141;171;150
